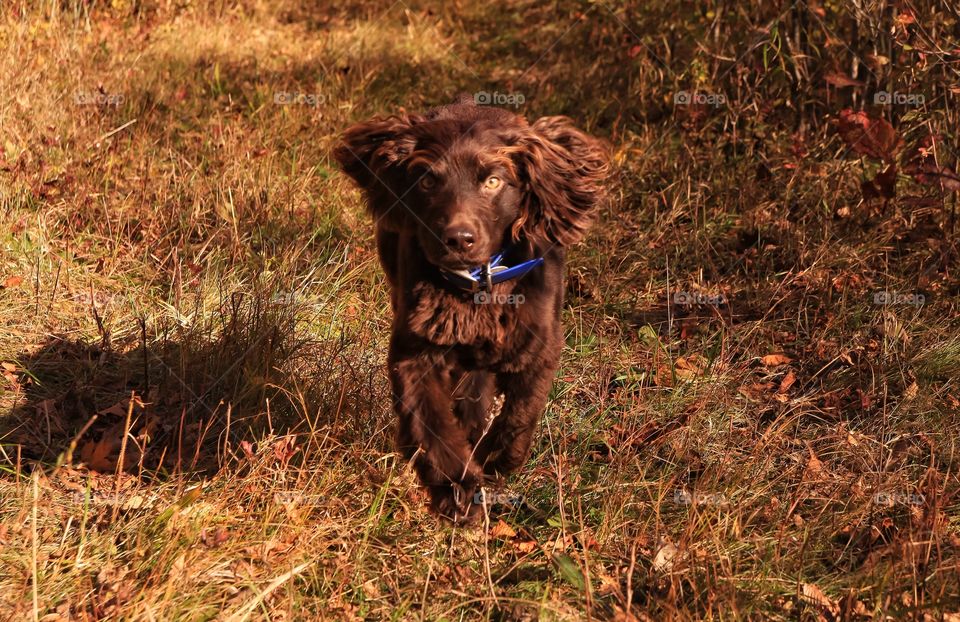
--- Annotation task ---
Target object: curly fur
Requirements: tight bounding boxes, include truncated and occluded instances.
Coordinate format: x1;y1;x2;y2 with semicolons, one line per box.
333;96;609;522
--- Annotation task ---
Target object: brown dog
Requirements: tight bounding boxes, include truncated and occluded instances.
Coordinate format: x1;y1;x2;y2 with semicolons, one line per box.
333;95;609;522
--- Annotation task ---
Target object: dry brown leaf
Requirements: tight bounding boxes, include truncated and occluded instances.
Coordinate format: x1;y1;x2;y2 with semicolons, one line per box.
121;494;147;510
79;420;127;472
739;382;776;400
2;276;23;288
801;582;839;615
514;540;537;554
779;370;797;393
836;109;903;163
489;519;517;539
168;552;188;580
805;442;823;477
904;382;919;400
825;72;864;88
273;437;297;463
80;437;117;472
652;539;678;572
201;526;230;548
762;353;793;367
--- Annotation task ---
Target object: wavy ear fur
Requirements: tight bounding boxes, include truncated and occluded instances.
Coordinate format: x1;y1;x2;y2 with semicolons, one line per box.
513;116;610;247
332;115;422;231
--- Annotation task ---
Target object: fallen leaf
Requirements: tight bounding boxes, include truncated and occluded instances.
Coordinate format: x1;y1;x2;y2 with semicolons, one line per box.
762;353;793;367
652;539;678;572
836;109;902;163
805;442;823;477
896;11;916;25
825;73;864;88
739;382;776;400
779;370;797;393
801;582;839;615
200;526;230;548
2;276;23;288
674;355;708;379
273;437;297;463
514;540;537;554
80;436;118;472
904;382;919;400
168;553;188;580
489;519;516;539
121;495;147;510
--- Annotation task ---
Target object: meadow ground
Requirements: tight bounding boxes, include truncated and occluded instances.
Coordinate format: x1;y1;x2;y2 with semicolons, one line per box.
1;0;959;619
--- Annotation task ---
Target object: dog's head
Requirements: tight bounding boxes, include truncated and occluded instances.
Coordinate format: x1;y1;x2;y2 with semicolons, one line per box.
333;97;609;270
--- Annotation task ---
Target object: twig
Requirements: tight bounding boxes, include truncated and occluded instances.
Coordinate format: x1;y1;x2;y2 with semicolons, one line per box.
32;470;39;622
140;317;149;395
224;561;313;622
481;494;498;607
112;393;135;523
94;118;137;145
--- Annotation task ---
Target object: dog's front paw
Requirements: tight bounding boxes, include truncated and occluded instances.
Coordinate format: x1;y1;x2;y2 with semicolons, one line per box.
428;464;485;525
428;483;480;524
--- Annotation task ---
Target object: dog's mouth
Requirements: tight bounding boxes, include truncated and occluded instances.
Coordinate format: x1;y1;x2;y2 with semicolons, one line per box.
430;253;491;272
419;231;494;271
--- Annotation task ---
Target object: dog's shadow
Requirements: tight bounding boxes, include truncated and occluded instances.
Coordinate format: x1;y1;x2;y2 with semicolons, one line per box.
1;299;389;477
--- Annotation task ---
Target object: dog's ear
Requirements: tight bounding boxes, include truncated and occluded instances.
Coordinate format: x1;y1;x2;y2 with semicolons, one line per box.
333;115;421;229
512;116;610;247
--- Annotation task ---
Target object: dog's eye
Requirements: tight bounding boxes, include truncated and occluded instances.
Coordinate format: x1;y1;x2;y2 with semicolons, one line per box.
483;175;503;190
418;175;436;190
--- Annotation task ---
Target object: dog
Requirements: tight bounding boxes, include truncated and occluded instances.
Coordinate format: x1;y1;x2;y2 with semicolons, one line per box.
333;94;609;522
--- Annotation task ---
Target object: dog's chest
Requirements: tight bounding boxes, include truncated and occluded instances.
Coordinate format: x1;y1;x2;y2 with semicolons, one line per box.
406;281;523;351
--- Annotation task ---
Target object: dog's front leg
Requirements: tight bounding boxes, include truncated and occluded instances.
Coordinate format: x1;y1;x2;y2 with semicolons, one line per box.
390;349;483;521
477;362;557;478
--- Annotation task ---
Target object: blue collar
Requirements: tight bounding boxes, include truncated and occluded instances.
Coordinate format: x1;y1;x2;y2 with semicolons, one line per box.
438;245;544;292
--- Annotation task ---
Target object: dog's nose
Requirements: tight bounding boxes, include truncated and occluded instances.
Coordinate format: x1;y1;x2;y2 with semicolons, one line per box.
443;226;476;252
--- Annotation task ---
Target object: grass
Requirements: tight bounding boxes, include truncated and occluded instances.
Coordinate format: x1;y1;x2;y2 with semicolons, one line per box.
1;0;959;619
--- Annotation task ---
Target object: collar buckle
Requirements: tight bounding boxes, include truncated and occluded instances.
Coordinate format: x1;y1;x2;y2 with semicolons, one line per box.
480;263;493;291
439;245;542;292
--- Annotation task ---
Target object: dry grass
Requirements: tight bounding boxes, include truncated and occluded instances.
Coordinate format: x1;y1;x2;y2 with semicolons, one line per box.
1;0;959;619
